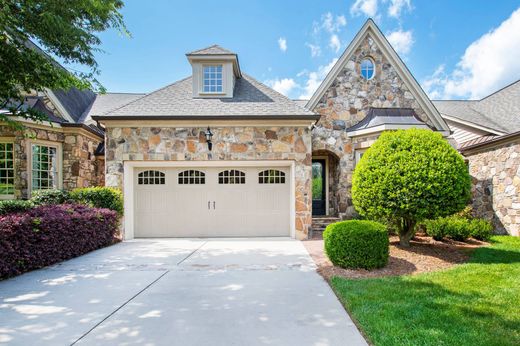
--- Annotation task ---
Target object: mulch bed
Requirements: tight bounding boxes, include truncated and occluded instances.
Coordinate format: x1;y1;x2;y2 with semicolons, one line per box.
303;234;488;280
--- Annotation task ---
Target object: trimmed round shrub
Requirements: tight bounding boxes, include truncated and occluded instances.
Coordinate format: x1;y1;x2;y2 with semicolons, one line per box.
426;215;471;242
70;187;123;215
0;199;34;215
31;189;72;206
469;218;493;241
323;220;389;270
352;129;471;247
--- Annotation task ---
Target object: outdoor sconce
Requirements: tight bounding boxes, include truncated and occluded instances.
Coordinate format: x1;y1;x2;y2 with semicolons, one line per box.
205;126;213;151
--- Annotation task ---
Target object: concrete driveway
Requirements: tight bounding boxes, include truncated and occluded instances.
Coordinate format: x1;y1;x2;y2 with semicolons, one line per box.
0;238;366;346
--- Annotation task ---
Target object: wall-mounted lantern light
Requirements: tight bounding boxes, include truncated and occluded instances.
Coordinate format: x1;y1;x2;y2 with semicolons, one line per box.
205;126;213;151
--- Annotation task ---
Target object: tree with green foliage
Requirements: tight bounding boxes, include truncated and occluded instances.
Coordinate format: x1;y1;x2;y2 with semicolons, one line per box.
352;129;471;247
0;0;128;127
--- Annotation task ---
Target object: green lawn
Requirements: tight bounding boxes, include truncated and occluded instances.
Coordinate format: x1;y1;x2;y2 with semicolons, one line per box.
331;236;520;346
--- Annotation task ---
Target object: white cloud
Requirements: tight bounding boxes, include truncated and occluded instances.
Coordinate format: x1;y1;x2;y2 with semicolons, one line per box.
329;34;341;52
299;58;338;99
306;43;321;57
316;12;347;34
387;0;412;19
278;37;287;52
265;78;298;96
386;29;414;55
423;7;520;99
350;0;378;18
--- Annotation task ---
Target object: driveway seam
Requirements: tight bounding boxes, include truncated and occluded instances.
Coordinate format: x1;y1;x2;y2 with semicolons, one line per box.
69;269;170;345
176;240;208;265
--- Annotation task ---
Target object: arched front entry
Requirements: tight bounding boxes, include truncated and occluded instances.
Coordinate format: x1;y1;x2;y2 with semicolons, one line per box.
312;150;340;216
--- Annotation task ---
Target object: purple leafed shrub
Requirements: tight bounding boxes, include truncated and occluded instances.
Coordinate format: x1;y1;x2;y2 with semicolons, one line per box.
0;204;120;279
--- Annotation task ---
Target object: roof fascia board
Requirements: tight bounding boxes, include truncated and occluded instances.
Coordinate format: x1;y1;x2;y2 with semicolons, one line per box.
98;118;317;128
306;19;450;133
44;89;75;123
443;115;505;136
92;114;319;121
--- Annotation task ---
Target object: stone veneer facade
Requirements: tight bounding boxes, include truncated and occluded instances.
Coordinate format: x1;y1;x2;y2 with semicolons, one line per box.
465;137;520;236
0;125;103;199
104;125;313;239
310;33;436;218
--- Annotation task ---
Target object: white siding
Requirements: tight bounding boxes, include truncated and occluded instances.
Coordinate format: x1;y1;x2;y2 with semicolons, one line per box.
446;120;491;147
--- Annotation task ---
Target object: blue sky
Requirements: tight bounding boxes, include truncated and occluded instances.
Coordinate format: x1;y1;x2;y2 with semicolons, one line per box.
90;0;520;100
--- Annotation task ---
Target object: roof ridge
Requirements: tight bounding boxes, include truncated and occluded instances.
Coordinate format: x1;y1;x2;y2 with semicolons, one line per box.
479;79;520;101
104;76;192;116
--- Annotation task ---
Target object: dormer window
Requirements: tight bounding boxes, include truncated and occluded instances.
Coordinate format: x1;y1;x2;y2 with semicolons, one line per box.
203;65;223;93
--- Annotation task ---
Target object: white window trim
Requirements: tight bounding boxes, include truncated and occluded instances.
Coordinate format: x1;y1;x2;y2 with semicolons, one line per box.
355;149;366;167
360;57;375;80
201;64;224;94
27;139;63;197
0;137;15;200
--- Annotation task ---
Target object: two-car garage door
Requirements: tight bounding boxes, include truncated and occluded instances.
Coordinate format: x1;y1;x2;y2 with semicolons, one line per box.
133;166;290;237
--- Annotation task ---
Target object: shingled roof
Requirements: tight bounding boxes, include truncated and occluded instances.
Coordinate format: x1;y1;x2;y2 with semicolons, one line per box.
186;44;236;56
432;79;520;134
96;74;317;120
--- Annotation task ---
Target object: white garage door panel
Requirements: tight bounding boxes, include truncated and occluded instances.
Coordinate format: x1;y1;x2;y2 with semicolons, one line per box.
134;166;290;237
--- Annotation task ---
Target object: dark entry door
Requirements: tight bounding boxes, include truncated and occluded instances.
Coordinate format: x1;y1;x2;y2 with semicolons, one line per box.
312;159;326;216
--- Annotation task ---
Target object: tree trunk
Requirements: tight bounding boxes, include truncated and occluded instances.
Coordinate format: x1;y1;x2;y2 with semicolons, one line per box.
399;219;416;247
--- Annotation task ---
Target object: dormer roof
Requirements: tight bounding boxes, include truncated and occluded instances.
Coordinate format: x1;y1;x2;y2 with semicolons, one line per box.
186;44;242;78
186;44;236;56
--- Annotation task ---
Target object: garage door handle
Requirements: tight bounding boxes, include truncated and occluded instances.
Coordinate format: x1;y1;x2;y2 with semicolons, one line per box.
208;201;210;210
213;201;216;209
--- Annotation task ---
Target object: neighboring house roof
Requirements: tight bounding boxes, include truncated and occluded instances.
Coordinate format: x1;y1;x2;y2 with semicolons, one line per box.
433;79;520;135
186;44;236;56
95;74;317;120
346;108;430;136
460;130;520;153
79;92;146;124
305;19;450;134
50;88;97;123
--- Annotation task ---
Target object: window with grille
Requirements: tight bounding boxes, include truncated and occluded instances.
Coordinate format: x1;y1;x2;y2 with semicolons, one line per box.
31;144;59;191
203;65;223;93
258;169;286;184
0;142;14;196
138;170;165;185
218;169;245;184
178;170;205;184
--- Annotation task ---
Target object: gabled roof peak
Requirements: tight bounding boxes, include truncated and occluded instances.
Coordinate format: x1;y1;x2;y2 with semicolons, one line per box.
186;44;236;56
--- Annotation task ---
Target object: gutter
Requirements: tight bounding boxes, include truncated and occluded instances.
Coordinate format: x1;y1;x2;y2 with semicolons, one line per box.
92;114;320;121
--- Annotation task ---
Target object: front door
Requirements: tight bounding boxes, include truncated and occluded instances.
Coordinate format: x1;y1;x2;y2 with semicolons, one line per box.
312;159;326;216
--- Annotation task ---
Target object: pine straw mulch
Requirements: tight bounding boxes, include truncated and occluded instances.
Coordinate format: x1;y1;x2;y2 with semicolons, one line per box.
303;234;488;280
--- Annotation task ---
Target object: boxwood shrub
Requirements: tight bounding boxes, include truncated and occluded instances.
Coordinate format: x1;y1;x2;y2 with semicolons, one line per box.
425;216;472;241
31;189;72;206
323;220;389;270
0;200;34;215
0;204;119;279
468;218;493;241
70;187;124;215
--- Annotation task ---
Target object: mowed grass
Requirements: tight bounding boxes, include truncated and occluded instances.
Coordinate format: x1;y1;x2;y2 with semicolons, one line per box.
331;236;520;346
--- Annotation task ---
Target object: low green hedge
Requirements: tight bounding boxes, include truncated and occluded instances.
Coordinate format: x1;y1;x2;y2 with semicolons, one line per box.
323;220;389;270
0;200;34;215
70;187;123;215
425;215;493;241
31;189;72;206
0;187;124;216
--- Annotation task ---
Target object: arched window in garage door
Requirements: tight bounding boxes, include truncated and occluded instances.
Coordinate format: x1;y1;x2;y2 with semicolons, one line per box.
258;169;286;184
178;170;206;184
218;169;245;184
138;170;165;185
